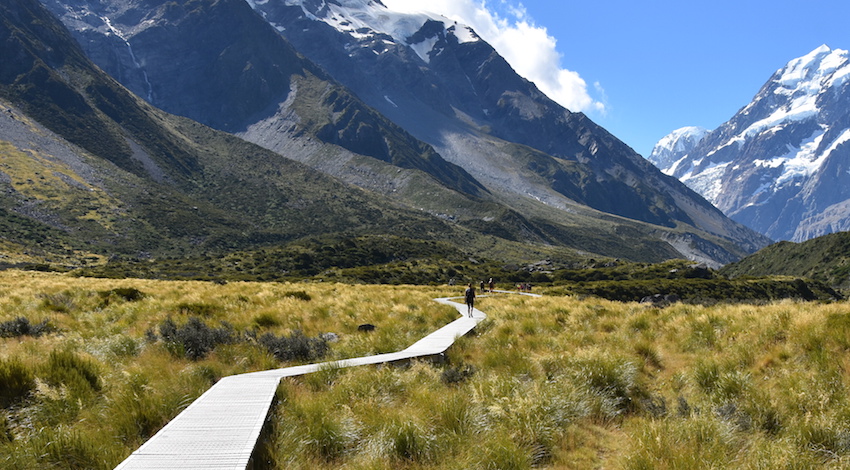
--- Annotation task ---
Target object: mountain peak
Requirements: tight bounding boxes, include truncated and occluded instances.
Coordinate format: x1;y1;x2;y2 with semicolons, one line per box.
647;126;708;173
265;0;479;59
774;44;849;94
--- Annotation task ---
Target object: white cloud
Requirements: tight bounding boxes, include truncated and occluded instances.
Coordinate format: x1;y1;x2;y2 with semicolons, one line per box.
381;0;605;114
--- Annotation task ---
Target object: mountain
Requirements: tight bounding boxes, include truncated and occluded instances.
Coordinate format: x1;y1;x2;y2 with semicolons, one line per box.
1;0;481;265
39;0;770;265
238;1;761;235
720;231;850;290
649;45;850;242
648;126;708;171
18;0;773;267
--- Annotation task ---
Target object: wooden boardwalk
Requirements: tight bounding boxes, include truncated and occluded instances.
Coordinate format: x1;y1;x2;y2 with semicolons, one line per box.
115;291;538;469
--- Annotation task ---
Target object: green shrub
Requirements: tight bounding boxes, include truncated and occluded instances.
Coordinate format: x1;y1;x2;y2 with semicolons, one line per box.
157;317;235;360
622;414;735;469
0;358;36;408
825;312;850;350
105;335;141;358
440;363;476;385
0;317;54;338
284;290;312;301
297;400;356;461
796;417;850;456
634;341;662;369
693;360;720;393
98;287;146;305
570;354;641;418
108;373;186;441
42;350;102;396
687;315;724;350
386;420;434;462
0;412;12;443
259;330;328;363
478;434;532;470
302;362;345;392
33;429;120;470
435;393;482;436
252;312;280;329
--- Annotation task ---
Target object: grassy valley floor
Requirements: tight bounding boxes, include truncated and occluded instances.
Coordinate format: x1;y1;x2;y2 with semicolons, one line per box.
1;271;849;468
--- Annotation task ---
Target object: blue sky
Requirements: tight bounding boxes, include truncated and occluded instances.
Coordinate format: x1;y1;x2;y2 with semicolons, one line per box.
385;0;850;157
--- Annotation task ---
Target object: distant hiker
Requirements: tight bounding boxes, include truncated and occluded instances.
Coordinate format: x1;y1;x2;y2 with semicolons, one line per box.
464;283;476;317
488;278;495;293
479;280;485;293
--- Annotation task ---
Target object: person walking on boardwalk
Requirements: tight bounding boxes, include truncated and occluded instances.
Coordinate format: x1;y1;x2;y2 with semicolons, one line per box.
464;283;476;317
488;278;495;293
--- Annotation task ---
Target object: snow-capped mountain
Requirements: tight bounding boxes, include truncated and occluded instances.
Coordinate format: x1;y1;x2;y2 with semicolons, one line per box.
651;45;850;242
648;126;708;172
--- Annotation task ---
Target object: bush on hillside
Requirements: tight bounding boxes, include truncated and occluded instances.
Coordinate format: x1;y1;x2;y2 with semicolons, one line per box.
554;278;842;303
98;287;146;305
0;317;54;338
156;317;235;360
259;330;328;363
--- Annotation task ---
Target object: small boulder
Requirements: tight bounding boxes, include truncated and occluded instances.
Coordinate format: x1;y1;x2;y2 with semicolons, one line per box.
319;332;340;343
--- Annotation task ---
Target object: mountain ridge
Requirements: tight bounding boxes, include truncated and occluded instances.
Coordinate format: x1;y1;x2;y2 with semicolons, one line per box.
649;45;850;242
227;0;771;257
2;0;497;264
6;0;772;267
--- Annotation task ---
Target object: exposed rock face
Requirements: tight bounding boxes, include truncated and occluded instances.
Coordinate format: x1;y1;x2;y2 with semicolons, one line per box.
650;46;850;242
39;0;771;263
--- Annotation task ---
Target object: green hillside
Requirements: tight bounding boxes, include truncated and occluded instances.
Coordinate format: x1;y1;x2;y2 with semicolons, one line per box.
720;231;850;289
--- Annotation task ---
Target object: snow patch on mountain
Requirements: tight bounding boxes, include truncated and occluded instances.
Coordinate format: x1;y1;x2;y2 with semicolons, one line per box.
408;34;438;63
277;0;472;49
680;160;730;204
753;129;826;188
658;126;708;154
450;24;478;44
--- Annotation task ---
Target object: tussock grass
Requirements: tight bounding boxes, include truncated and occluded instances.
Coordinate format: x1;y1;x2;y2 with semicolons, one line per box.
0;271;457;467
261;291;850;468
3;271;850;468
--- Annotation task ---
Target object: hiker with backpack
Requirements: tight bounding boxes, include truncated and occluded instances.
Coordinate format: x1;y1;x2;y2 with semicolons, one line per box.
464;283;476;317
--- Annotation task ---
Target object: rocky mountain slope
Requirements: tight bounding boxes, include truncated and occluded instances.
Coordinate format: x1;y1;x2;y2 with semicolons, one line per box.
20;0;772;266
1;0;476;264
238;1;764;241
649;45;850;242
